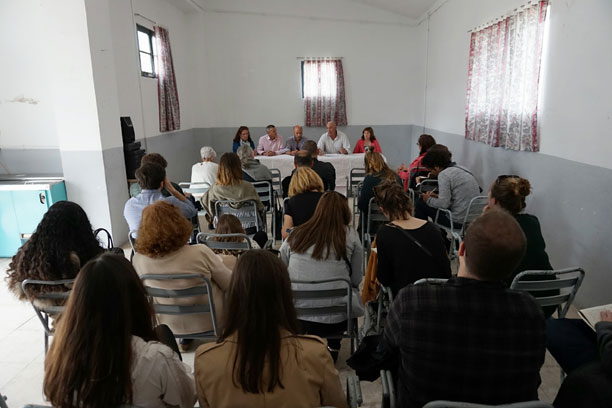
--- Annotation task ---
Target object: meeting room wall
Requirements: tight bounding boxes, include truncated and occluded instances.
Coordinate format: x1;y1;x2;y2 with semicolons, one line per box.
416;0;612;307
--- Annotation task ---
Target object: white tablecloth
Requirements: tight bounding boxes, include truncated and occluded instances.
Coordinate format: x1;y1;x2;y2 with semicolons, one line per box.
257;153;371;192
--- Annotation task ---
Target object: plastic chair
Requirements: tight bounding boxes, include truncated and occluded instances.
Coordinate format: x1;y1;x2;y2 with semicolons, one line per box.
128;230;137;261
21;279;73;354
292;277;359;353
214;200;261;232
362;197;389;275
510;268;585;319
423;401;554;407
196;232;252;252
140;273;218;340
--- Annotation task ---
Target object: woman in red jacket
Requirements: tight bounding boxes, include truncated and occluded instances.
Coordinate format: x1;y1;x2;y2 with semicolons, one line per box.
353;127;382;153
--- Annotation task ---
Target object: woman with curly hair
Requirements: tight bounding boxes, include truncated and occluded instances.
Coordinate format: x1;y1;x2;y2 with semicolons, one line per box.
132;201;232;350
5;200;104;302
352;126;382;154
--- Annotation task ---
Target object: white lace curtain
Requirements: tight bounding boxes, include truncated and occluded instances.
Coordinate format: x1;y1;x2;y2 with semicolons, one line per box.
304;58;347;127
465;1;549;151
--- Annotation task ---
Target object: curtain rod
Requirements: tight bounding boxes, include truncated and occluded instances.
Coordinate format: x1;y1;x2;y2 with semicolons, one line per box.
296;57;343;60
467;0;550;33
134;13;157;25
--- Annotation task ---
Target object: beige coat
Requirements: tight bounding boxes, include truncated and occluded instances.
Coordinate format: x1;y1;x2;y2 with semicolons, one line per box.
133;245;232;335
194;332;348;408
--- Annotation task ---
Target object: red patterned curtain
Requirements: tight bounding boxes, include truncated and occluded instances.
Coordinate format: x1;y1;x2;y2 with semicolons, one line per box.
154;26;180;132
465;1;548;151
304;58;347;127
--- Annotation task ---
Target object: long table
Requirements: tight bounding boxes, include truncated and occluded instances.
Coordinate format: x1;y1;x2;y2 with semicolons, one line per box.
257;153;372;192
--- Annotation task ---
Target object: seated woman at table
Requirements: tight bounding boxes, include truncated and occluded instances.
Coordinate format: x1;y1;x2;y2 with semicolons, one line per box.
232;125;255;153
373;181;451;296
236;144;272;183
358;151;402;235
353;127;382;154
397;133;436;190
281;167;324;240
201;152;266;236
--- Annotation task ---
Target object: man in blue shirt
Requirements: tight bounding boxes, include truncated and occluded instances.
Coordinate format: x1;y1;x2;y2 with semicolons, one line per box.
124;162;196;233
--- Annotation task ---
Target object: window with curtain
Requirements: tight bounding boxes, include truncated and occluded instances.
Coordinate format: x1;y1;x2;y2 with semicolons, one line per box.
465;0;549;151
303;58;347;127
154;26;180;133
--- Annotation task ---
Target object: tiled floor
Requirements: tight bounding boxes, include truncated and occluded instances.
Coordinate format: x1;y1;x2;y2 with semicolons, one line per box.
0;251;567;407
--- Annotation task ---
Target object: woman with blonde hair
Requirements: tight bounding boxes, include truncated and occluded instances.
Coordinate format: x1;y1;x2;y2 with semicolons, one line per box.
280;191;363;361
358;151;401;234
281;167;324;239
201;152;265;236
133;201;232;351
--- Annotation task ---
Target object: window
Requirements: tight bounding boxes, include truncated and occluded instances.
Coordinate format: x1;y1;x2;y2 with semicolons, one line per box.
302;58;347;126
137;24;156;78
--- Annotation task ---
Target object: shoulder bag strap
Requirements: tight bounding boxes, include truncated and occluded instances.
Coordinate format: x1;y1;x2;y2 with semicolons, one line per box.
385;223;433;259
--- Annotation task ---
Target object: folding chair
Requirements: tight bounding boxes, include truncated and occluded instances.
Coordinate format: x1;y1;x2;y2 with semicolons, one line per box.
21;279;74;354
214;200;261;232
381;369;396;408
128;230;137;261
352;182;363;228
422;401;554;408
178;181;211;197
250;180;275;237
414;278;449;285
510;268;585;319
269;168;282;197
347;168;366;227
196;232;252;252
140;273;219;341
292;277;359;353
346;375;363;408
375;285;394;334
434;195;488;265
362;197;389;275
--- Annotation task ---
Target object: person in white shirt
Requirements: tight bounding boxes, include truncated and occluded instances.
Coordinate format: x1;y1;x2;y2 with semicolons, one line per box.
191;146;218;198
317;121;350;154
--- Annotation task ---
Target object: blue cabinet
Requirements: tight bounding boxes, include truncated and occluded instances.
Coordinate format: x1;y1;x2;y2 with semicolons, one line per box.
0;178;67;257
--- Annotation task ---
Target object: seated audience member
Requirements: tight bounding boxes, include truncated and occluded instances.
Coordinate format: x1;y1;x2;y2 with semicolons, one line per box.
130;152;186;198
6;201;104;303
282;167;324;240
44;253;196;408
358;151;402;235
133;201;232;351
194;250;347;408
201;152;265;235
414;144;480;228
209;214;264;270
303;140;336;191
547;311;612;408
280;192;363;361
285;125;308;155
366;209;545;407
236;144;272;182
256;124;287;156
373;181;451;296
124;162;196;232
485;175;552;285
397;133;436;190
232;125;255;153
317;121;350;154
191;146;218;190
353;127;382;154
281;150;314;198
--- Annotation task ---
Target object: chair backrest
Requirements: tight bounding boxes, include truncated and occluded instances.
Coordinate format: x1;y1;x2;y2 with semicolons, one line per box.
292;277;353;336
214;200;260;231
250;180;273;206
364;197;389;239
381;369;396;408
460;195;488;234
196;232;252;251
347;168;366;197
510;268;585;319
139;273;218;336
414;278;449;286
179;181;211;196
269;168;282;194
422;401;554;408
21;279;74;334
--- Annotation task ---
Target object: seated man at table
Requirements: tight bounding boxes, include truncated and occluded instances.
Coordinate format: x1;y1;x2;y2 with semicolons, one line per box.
124;162;196;233
317;121;350;154
363;209;545;407
257;124;287;156
285;125;308;155
303;140;335;192
281;151;313;198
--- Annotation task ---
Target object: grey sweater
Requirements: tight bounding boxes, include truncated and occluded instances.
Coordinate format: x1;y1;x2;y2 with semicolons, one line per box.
426;165;481;223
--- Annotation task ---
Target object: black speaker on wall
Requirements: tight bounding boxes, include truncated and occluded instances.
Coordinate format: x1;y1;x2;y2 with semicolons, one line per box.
120;116;146;179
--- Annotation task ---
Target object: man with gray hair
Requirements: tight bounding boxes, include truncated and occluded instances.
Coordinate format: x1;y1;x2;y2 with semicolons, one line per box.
191;146;218;192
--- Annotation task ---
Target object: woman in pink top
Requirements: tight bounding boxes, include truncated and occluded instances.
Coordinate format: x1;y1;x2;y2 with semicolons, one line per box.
397;133;436;190
353;127;382;153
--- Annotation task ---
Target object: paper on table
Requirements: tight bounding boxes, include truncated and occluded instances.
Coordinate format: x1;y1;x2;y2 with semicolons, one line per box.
578;304;612;330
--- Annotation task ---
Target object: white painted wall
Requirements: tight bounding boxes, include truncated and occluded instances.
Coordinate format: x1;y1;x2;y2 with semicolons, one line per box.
193;0;426;128
0;0;59;149
421;0;612;170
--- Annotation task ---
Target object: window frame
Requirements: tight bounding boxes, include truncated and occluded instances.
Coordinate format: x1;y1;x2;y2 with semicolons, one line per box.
136;24;156;79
